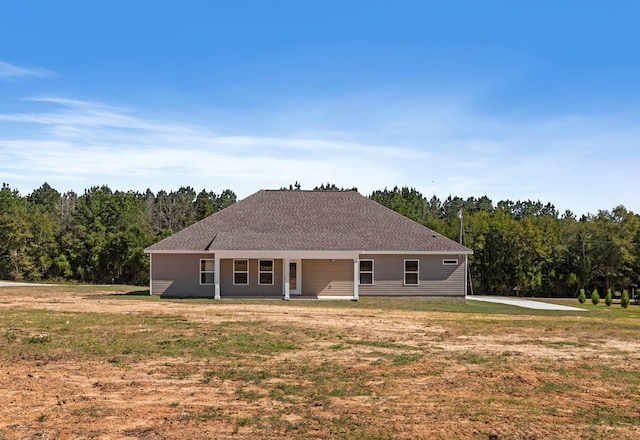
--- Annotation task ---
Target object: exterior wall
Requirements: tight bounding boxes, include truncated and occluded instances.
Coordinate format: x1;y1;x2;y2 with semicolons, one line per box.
302;259;353;297
358;254;465;297
151;253;215;298
151;253;465;299
219;258;283;297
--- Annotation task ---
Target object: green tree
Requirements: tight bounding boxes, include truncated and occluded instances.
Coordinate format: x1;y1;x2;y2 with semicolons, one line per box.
578;289;586;304
195;189;216;220
605;288;613;307
621;289;630;308
0;184;34;280
586;207;639;293
214;189;237;212
27;183;62;220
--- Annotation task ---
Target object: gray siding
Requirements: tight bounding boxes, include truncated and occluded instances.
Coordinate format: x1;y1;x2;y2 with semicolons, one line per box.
151;253;215;298
220;259;283;297
151;254;464;299
302;259;353;297
358;254;465;297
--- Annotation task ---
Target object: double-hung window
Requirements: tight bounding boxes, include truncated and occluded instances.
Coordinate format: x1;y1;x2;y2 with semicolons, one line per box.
259;260;274;285
234;259;249;285
200;259;215;285
404;259;419;285
359;260;374;285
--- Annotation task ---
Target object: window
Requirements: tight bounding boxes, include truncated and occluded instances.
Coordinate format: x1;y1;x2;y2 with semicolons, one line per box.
443;259;458;265
200;259;215;285
259;259;274;285
234;259;249;285
359;259;374;285
404;259;419;285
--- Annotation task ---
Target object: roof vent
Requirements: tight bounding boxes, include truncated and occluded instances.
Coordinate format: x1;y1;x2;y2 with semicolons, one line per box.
432;234;437;238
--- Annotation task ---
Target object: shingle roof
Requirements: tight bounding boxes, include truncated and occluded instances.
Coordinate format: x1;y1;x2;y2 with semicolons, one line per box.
145;190;472;254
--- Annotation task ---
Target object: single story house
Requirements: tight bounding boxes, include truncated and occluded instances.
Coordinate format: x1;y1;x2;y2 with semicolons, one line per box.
145;190;472;300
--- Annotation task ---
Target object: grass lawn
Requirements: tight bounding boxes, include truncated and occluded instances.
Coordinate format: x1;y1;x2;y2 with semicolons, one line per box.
1;285;639;439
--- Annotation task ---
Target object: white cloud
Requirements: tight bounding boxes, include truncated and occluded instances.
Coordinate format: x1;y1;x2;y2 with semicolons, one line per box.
0;97;416;198
0;96;638;216
0;61;53;80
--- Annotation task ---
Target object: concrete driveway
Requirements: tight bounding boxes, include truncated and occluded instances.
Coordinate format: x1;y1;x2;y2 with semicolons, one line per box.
0;281;56;287
466;296;586;311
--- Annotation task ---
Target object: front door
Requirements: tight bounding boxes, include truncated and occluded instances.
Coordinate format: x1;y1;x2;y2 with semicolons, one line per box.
289;259;301;295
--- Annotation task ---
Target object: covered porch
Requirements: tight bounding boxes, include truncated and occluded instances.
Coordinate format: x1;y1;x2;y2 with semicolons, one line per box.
208;251;361;301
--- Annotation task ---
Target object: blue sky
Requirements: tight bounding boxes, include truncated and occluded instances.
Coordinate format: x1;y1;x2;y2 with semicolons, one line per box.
1;0;639;215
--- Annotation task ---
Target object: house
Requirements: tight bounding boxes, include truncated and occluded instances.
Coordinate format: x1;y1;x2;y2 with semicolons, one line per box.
145;190;472;300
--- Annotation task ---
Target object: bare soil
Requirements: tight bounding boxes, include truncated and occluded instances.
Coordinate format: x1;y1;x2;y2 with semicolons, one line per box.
1;287;639;439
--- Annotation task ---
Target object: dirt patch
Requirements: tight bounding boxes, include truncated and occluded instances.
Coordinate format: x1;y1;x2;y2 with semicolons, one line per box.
1;286;639;439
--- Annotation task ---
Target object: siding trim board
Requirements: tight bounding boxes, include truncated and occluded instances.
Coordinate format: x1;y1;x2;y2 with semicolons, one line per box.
149;249;471;257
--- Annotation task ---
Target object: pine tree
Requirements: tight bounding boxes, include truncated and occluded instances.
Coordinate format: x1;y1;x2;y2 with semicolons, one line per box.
605;288;613;307
621;289;630;309
591;288;600;305
578;288;586;304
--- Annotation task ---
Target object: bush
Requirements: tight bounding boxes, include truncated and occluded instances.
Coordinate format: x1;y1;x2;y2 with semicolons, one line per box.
591;288;600;305
621;289;630;309
578;289;586;304
605;289;613;307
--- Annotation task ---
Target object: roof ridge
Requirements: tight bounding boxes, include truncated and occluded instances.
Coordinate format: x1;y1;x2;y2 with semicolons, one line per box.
263;189;357;192
145;189;472;253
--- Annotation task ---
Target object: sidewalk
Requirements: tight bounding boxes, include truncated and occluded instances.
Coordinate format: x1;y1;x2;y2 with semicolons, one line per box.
0;281;56;287
466;296;586;311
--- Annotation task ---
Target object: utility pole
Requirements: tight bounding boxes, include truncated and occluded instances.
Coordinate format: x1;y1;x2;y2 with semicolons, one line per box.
458;208;463;245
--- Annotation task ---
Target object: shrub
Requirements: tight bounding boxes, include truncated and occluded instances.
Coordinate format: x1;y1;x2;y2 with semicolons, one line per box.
621;289;630;309
605;289;613;307
578;289;586;304
591;288;600;305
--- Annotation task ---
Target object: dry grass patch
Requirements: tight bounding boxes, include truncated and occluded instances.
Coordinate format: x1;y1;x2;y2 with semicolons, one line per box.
1;286;640;439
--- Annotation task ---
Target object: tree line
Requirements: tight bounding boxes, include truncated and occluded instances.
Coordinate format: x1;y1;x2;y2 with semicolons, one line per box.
1;182;638;297
371;187;640;297
0;183;236;285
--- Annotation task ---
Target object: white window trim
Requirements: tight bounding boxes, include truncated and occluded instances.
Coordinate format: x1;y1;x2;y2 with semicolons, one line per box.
258;259;274;285
359;259;374;285
200;258;215;285
443;259;459;265
233;259;249;285
404;259;419;286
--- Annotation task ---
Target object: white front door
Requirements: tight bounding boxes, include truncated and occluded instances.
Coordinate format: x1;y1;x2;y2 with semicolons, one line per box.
289;259;301;295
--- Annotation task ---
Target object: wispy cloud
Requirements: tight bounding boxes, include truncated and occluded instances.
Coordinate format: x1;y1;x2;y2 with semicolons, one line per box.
0;61;53;80
0;97;418;197
0;96;638;215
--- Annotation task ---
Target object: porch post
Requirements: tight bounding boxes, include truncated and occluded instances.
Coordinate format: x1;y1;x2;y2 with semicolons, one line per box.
149;253;153;295
214;257;221;299
284;258;291;300
352;258;359;301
